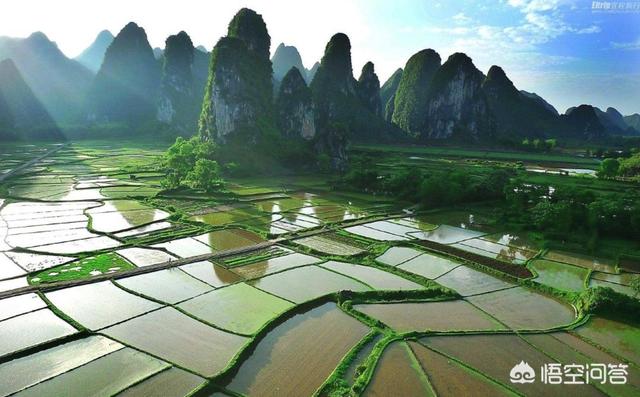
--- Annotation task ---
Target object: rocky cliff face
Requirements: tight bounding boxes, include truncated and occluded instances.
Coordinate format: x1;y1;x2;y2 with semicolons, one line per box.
157;31;200;132
75;30;114;73
276;67;315;140
272;43;306;82
424;53;491;140
86;22;160;125
199;8;274;144
309;33;362;169
380;68;402;122
392;49;441;137
0;59;62;140
357;62;382;116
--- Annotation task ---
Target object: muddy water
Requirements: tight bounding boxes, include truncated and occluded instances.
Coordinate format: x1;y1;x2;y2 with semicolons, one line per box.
178;283;293;335
250;265;370;303
398;253;460;279
355;301;505;332
179;260;242;287
363;342;433;396
376;247;423;266
409;342;513;396
423;334;603;397
103;307;248;377
321;261;423;291
530;259;588;292
467;287;575;330
0;309;76;357
225;303;369;397
575;317;640;366
116;268;213;304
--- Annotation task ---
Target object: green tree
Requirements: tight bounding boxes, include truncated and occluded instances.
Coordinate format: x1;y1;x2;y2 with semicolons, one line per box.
163;136;222;191
185;159;222;192
597;158;620;178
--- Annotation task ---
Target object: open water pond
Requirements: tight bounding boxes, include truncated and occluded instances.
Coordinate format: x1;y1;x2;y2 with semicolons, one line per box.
589;278;636;296
467;286;575;330
591;271;639;286
360;220;422;238
363;342;433;397
193;228;264;252
117;367;206;397
178;283;293;335
321;261;423;290
453;238;534;264
435;265;513;296
225;302;369;397
116;268;213;304
103;307;249;377
375;247;423;266
16;347;169;397
0;252;26;280
88;202;169;233
409;225;485;244
45;281;162;330
529;259;588;292
356;300;505;332
294;234;365;256
0;309;76;357
344;225;409;241
179;260;242;287
229;251;321;279
397;253;460;279
151;237;215;258
544;250;617;273
32;236;121;255
116;247;176;267
0;335;123;396
0;293;46;321
250;265;370;303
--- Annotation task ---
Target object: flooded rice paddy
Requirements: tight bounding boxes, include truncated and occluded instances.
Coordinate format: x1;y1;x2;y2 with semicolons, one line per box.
0;142;637;396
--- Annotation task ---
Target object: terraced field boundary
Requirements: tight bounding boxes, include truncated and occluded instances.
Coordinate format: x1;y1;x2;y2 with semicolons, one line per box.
0;143;68;183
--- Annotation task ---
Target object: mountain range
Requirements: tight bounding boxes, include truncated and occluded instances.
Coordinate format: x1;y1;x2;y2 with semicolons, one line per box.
0;8;638;148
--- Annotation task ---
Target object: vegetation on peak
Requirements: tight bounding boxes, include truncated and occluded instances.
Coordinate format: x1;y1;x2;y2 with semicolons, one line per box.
227;8;271;61
391;49;441;137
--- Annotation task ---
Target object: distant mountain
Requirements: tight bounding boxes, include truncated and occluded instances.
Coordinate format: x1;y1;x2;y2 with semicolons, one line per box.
271;43;306;82
0;59;62;140
423;53;491;140
519;90;558;116
153;47;164;59
0;32;92;122
482;66;560;139
624;113;640;132
276;67;315;140
0;88;13;139
561;105;607;139
74;30;113;73
157;31;200;133
380;68;402;121
86;22;160;125
593;107;627;135
193;47;210;97
357;62;382;117
305;61;320;84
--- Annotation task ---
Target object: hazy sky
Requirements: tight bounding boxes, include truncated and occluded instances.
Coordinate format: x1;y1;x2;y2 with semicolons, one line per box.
1;0;639;114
